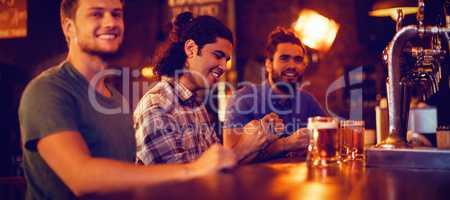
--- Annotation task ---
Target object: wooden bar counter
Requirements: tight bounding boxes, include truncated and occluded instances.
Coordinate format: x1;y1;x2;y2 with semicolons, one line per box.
92;158;450;200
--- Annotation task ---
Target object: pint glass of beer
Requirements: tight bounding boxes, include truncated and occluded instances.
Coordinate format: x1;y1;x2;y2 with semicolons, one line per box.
307;117;340;167
340;120;365;161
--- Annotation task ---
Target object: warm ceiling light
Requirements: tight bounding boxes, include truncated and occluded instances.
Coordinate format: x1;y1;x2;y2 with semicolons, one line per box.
293;9;339;52
369;0;418;20
141;66;156;78
369;7;418;20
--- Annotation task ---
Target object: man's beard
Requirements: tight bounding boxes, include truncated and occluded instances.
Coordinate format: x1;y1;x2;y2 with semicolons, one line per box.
80;43;121;59
75;36;121;59
73;24;123;59
270;73;303;94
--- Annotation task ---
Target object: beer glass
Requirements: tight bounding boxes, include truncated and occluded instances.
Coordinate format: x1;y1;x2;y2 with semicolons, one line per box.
307;117;340;167
340;120;365;161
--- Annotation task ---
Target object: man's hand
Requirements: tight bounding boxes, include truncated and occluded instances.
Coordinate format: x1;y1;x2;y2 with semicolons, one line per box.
223;112;284;162
283;128;309;151
259;112;285;136
236;113;283;160
188;144;236;177
249;128;309;161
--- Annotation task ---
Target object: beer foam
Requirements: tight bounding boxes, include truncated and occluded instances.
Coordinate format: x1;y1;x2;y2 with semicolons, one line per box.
307;121;337;130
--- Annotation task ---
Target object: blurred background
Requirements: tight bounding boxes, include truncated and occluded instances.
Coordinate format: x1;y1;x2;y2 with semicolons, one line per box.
0;0;446;180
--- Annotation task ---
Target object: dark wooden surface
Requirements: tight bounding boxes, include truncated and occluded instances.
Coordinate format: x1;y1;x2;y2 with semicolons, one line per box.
92;158;450;200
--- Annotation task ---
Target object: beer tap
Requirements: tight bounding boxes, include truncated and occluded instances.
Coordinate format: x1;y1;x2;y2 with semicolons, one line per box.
376;0;450;149
417;0;425;28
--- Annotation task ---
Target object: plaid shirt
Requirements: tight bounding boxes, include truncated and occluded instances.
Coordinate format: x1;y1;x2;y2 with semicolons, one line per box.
133;77;219;164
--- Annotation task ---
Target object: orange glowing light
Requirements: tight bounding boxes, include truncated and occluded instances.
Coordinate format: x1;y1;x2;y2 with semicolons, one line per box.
141;66;156;78
293;9;339;52
369;7;418;21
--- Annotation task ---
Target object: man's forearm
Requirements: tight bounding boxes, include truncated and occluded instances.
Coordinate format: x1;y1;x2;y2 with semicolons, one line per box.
69;158;201;197
71;143;237;197
36;131;197;198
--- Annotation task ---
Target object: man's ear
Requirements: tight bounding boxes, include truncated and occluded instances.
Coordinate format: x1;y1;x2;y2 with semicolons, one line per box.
184;39;199;59
265;58;273;74
303;54;310;66
61;18;75;43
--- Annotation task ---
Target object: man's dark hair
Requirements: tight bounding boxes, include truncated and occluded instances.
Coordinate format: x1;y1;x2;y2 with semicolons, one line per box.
265;27;306;60
155;12;234;77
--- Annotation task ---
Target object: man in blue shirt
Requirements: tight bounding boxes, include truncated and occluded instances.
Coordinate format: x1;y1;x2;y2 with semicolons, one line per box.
224;27;326;160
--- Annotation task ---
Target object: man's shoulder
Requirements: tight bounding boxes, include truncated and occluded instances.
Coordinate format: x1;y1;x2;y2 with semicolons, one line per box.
142;80;176;106
18;63;79;150
21;64;71;100
296;90;326;115
296;90;322;107
135;81;175;115
226;82;266;107
233;82;264;96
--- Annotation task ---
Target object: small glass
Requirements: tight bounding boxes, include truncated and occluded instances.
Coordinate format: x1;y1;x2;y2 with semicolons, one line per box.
340;120;365;161
437;126;450;150
307;116;341;167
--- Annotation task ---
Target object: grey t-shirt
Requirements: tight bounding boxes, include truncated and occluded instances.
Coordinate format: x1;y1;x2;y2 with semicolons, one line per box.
19;61;136;199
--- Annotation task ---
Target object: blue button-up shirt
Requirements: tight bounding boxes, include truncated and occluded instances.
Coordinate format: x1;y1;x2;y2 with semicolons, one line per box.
224;82;326;137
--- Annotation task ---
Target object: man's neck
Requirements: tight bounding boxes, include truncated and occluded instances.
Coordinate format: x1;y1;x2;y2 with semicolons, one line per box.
267;79;296;100
67;47;111;97
178;74;198;93
267;78;285;95
178;75;209;103
68;48;108;81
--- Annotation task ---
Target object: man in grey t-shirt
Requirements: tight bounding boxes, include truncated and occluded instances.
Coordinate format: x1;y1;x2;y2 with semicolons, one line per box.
20;60;137;199
19;0;236;199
